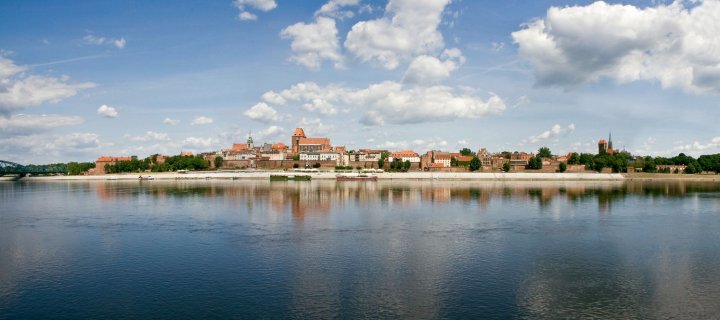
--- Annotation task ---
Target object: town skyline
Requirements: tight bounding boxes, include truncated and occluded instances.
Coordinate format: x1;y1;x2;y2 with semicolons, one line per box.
2;0;720;164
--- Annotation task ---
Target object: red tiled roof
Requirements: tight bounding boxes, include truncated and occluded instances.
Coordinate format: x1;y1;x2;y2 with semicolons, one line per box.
299;137;330;145
96;156;132;162
434;154;452;160
272;142;287;150
390;150;419;158
456;156;473;162
292;128;306;137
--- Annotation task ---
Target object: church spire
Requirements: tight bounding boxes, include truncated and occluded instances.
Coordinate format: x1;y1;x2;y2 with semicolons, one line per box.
608;132;613;150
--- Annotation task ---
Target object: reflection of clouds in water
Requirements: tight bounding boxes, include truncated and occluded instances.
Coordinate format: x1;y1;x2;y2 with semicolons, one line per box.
516;195;720;319
3;180;720;317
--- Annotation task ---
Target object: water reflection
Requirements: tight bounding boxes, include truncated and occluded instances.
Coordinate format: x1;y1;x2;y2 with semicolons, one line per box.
1;180;720;318
82;180;720;216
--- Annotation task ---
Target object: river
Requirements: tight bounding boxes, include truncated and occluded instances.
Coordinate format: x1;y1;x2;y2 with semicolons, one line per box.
1;180;720;319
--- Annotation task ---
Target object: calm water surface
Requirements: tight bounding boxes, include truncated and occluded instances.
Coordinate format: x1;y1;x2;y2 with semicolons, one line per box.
1;180;720;319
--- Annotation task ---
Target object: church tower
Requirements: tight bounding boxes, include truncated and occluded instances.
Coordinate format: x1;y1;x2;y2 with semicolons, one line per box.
247;131;254;149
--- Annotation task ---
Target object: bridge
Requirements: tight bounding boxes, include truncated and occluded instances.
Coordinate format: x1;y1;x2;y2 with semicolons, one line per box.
0;160;66;180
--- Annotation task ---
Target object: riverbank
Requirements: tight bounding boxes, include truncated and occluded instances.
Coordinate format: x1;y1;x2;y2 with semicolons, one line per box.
20;171;626;181
623;172;720;181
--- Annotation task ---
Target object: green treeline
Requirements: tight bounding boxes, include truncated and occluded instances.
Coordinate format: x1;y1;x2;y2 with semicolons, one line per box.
566;152;720;174
104;155;210;174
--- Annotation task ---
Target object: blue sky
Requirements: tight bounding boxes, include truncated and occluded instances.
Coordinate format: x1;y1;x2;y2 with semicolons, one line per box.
1;0;719;163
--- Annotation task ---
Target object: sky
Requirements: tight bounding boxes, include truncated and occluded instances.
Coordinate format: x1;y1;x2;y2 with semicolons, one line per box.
1;0;720;164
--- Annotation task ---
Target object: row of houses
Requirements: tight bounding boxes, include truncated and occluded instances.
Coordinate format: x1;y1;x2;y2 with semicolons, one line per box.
91;127;595;174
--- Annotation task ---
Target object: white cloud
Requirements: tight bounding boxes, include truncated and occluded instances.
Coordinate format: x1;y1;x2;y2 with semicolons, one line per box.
526;123;576;144
83;33;126;49
183;136;216;149
676;137;720;152
281;17;344;70
261;91;287;105
0;56;95;115
97;105;118;118
191;116;213;125
512;1;720;94
349;82;505;125
257;80;505;125
344;0;451;69
233;0;277;21
0;114;83;135
377;137;448;151
297;117;334;136
0;132;103;163
239;11;257;21
403;48;465;84
113;37;126;49
316;0;360;19
125;131;170;142
244;102;282;123
53;132;102;150
270;81;344;115
163;118;179;125
254;125;285;141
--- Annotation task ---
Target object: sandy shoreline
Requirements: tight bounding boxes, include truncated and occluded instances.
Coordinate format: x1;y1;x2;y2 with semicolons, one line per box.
16;171;630;181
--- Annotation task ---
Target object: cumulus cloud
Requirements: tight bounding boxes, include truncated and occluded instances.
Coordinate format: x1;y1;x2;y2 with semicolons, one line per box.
0;114;83;135
377;138;448;151
53;132;102;150
297;117;335;136
255;80;505;125
163;118;179;125
403;48;465;84
345;0;451;69
125;131;170;142
316;0;360;19
525;123;576;144
244;102;282;123
97;105;118;118
253;125;285;141
261;91;287;105
350;82;505;125
220;125;285;145
183;136;216;149
190;116;213;125
233;0;277;21
676;137;720;152
83;33;126;49
512;1;720;94
0;132;101;163
281;17;344;70
0;56;95;115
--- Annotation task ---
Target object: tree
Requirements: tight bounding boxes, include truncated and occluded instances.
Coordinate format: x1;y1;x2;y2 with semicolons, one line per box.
528;156;543;170
378;157;385;169
293;155;300;161
460;148;473;157
450;157;458;167
403;160;411;172
567;152;580;164
214;156;223;169
537;147;552;158
469;156;481;172
559;162;567;173
503;162;511;172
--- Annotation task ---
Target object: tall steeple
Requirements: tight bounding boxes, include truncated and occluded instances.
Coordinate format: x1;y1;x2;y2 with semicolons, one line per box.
608;132;613;150
247;130;254;149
